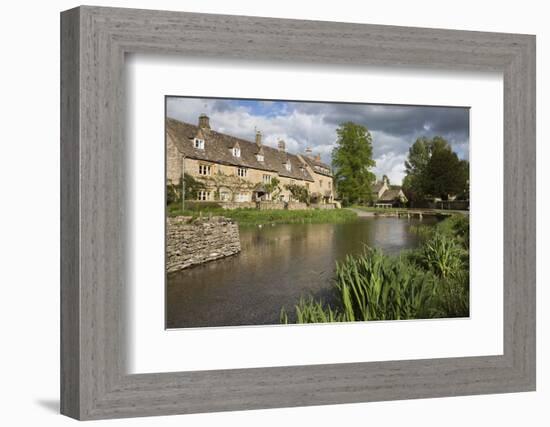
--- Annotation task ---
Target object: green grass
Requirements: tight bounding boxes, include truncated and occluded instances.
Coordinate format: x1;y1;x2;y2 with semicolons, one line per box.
351;205;405;213
280;215;470;324
351;205;468;216
168;203;358;225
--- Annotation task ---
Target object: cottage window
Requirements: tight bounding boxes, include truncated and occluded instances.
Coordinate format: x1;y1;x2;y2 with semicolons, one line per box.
198;164;211;175
262;174;272;184
198;190;209;201
285;162;291;172
193;138;205;150
236;193;249;202
232;147;241;157
256;154;264;162
237;167;247;177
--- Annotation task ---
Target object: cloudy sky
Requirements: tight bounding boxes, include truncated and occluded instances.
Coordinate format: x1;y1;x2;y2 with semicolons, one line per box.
166;97;469;185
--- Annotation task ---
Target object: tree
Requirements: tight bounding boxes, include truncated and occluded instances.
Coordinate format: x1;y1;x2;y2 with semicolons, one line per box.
331;122;376;206
166;173;205;204
285;183;310;204
264;177;282;200
424;149;468;199
184;173;206;200
402;136;469;203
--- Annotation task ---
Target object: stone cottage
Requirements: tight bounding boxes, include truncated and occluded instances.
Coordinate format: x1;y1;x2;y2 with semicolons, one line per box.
166;114;335;204
372;176;408;207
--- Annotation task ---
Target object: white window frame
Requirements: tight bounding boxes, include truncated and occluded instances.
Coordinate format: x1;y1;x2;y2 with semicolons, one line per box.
237;167;247;177
193;138;205;150
198;164;211;176
198;190;209;201
232;147;241;157
285;162;291;172
256;154;264;162
263;174;272;184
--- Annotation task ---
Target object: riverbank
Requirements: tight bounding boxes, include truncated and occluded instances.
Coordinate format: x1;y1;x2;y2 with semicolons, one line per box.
280;214;470;323
168;204;358;226
167;215;434;328
349;205;469;217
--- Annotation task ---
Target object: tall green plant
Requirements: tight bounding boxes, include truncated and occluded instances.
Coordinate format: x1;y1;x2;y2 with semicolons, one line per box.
420;233;464;279
281;215;470;323
335;249;436;321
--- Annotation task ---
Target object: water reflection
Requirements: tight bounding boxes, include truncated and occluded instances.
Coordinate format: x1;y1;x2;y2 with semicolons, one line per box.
166;217;437;328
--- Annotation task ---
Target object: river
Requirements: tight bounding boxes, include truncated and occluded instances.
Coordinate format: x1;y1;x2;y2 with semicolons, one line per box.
166;216;438;328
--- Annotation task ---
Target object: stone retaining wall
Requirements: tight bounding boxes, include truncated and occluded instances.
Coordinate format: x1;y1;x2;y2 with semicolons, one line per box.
166;216;241;273
287;202;308;210
310;203;336;210
219;201;256;210
258;201;285;210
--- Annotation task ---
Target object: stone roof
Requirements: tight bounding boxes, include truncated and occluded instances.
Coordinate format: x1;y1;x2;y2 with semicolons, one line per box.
379;188;406;202
372;181;385;193
301;155;333;177
167;117;314;182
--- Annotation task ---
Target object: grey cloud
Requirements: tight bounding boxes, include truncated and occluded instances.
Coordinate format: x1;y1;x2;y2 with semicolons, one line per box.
166;97;469;184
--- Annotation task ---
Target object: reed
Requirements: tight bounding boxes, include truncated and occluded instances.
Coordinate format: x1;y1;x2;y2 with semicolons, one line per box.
281;215;470;323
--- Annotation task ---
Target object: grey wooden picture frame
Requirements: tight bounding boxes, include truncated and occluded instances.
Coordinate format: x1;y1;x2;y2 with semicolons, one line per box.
60;5;536;421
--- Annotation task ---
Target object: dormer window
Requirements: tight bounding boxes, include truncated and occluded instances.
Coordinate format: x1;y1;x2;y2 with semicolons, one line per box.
256;154;264;162
232;147;241;157
285;162;291;172
193;138;205;150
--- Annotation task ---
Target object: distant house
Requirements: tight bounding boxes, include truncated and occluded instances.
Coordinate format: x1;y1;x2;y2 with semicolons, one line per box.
371;176;407;207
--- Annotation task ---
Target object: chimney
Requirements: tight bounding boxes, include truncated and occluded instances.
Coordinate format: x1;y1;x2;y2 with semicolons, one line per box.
278;139;286;152
198;113;210;129
305;146;312;157
255;130;262;146
315;153;321;161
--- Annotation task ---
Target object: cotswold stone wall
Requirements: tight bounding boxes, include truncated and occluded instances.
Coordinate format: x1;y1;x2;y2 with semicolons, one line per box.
258;201;285;210
310;203;336;210
287;202;308;210
167;216;241;273
219;201;256;210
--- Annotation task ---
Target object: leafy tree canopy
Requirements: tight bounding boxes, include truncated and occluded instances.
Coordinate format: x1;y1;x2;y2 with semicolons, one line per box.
285;183;310;204
402;136;469;202
331;122;376;206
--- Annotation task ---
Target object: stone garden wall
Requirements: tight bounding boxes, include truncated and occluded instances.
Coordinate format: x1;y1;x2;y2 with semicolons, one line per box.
258;201;285;210
310;203;336;209
166;216;241;273
219;201;256;210
287;202;308;210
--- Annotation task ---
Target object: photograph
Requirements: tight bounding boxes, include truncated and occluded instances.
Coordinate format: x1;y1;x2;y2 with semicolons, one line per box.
165;96;470;329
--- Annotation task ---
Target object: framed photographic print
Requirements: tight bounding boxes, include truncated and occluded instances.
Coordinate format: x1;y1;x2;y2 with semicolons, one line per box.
61;6;536;420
